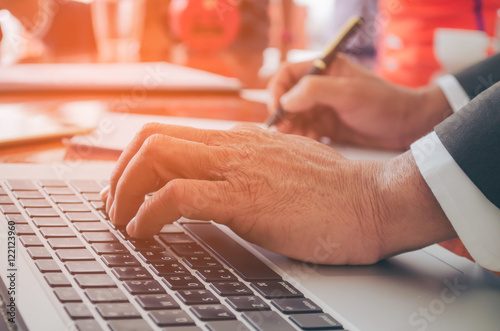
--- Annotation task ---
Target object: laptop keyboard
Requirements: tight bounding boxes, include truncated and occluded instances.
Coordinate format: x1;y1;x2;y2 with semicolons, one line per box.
0;179;346;331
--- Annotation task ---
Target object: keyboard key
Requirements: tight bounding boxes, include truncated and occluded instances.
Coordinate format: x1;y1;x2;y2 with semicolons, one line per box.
75;320;103;331
74;222;108;232
149;310;195;327
65;261;106;274
14;224;36;235
54;288;82;302
5;214;28;224
196;268;236;282
226;296;270;312
162;275;204;290
91;243;129;255
82;193;102;201
13;191;43;199
0;196;13;204
44;187;75;195
243;311;297;331
185;223;281;281
32;217;67;227
158;233;194;245
271;298;323;314
51;195;83;204
160;224;184;233
83;232;118;243
170;244;208;256
19;235;43;247
64;303;93;319
0;187;6;195
108;320;154;331
111;267;153;280
99;211;109;221
56;249;95;261
44;273;71;287
150;262;188;276
26;207;59;217
190;304;235;321
75;274;116;288
90;201;105;210
101;254;140;267
206;320;251;331
48;238;85;249
70;180;102;193
250;281;303;299
40;227;76;238
138;250;176;263
183;256;221;269
210;282;253;297
19;199;51;208
85;288;128;303
59;204;91;213
35;259;61;273
127;238;164;252
38;180;67;187
289;313;343;330
115;228;132;240
136;294;180;310
66;212;99;222
176;289;219;305
5;180;37;191
123;280;166;295
96;303;141;319
0;205;20;214
27;247;52;259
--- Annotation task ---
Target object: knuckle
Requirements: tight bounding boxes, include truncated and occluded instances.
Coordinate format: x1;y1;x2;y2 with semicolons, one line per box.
142;134;169;155
230;123;260;134
139;122;161;138
164;179;184;207
300;76;318;93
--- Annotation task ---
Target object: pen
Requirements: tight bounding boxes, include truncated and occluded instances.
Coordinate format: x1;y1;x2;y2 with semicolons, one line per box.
265;16;364;128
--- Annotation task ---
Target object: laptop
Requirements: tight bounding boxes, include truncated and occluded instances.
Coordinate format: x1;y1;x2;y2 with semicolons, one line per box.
1;162;499;331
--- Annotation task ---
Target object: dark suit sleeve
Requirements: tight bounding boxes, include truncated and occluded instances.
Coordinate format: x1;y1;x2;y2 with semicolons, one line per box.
435;82;500;208
453;53;500;100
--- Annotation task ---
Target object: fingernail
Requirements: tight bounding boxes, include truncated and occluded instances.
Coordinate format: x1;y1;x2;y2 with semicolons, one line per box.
126;217;136;237
279;94;289;108
100;185;110;201
106;194;114;215
99;185;110;196
109;203;115;223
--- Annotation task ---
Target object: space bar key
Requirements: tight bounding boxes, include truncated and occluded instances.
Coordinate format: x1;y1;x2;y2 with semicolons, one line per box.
183;223;281;281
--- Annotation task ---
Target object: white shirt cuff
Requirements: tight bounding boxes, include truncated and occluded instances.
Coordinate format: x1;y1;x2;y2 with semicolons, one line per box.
435;74;471;113
411;132;500;272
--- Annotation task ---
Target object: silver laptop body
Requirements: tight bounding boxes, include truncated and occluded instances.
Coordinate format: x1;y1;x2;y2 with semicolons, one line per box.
1;163;499;331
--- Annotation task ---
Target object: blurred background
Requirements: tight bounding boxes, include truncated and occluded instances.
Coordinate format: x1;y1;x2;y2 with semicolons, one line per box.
0;0;345;89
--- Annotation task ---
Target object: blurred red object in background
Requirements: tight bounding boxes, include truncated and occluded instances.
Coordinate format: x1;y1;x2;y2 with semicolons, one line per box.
169;0;240;52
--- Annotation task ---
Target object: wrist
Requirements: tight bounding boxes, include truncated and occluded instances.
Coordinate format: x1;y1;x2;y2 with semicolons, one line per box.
414;85;453;135
375;151;457;259
397;85;452;147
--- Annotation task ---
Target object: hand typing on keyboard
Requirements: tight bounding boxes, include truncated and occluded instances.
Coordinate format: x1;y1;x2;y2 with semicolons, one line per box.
102;123;456;265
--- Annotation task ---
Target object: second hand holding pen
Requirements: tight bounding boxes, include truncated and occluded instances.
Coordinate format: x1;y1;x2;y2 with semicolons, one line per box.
265;16;364;128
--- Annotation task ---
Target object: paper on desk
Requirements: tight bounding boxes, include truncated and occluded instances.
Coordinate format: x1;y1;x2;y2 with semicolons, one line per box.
68;113;264;153
0;62;241;93
68;113;399;161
